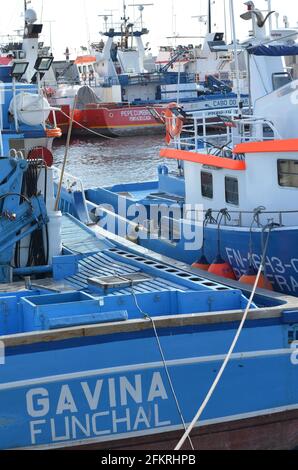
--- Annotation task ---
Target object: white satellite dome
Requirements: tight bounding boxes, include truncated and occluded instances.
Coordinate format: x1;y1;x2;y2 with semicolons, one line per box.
25;8;38;25
9;93;50;127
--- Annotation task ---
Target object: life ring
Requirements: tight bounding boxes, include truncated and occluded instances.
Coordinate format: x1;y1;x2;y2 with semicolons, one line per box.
46;127;62;138
164;103;184;145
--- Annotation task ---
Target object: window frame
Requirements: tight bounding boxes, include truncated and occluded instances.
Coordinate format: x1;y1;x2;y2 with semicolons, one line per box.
278;159;298;189
201;171;213;200
225;176;239;206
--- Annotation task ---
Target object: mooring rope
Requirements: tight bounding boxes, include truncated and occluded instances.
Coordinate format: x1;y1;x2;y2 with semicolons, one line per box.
175;223;276;450
59;109;115;140
129;284;195;450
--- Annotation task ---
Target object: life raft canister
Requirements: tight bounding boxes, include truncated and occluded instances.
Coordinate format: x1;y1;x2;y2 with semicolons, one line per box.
164;103;184;145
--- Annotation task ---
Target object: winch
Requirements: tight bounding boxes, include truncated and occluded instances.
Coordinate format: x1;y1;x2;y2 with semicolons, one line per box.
0;156;62;283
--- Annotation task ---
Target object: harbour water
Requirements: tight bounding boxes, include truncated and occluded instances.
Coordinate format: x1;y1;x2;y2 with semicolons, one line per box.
53;135;177;188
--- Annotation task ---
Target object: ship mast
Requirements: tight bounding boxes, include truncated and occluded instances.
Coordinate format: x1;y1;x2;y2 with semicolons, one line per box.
122;0;128;26
121;0;130;49
207;0;212;34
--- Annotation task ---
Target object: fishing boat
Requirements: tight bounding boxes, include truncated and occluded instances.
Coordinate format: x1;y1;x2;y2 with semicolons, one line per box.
0;2;61;161
1;129;298;450
48;1;249;137
2;1;298;451
58;2;298;298
0;66;59;163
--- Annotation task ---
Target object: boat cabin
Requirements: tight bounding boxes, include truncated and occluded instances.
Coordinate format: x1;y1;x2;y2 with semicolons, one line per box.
161;110;298;228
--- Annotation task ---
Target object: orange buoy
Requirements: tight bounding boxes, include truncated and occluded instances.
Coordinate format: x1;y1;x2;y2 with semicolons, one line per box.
208;255;236;280
192;255;210;271
239;266;273;291
46;127;62;138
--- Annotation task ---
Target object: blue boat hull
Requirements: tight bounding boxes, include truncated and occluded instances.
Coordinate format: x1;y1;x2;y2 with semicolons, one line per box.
57;187;298;297
1;314;298;449
132;226;298;297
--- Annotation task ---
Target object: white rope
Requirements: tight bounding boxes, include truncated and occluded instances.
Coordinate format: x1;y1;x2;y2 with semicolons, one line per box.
175;228;273;450
59;109;115;140
129;284;195;450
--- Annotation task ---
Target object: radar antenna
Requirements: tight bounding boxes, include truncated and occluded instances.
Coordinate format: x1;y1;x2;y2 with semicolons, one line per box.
128;3;154;29
98;14;113;32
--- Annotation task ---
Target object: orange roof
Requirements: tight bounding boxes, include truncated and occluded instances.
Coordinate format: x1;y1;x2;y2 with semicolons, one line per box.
75;56;96;65
160;148;246;171
234;139;298;154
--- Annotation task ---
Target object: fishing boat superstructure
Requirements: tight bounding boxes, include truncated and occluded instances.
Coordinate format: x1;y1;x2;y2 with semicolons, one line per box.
59;2;298;297
49;1;249;137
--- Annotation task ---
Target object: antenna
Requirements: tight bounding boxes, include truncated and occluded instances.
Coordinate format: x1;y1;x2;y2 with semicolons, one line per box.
104;9;118;28
192;15;208;24
229;0;241;114
98;14;113;32
265;0;273;32
283;15;289;28
275;12;280;29
24;0;31;19
128;3;154;29
191;15;208;40
122;0;129;24
44;20;56;53
223;0;228;42
192;0;215;36
207;0;212;34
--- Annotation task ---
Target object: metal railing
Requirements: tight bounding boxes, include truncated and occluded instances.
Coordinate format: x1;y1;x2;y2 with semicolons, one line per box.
52;167;85;194
184;208;298;228
175;109;282;155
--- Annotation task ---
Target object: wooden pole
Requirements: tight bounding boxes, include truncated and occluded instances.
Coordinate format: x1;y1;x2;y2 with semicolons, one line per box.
54;95;77;212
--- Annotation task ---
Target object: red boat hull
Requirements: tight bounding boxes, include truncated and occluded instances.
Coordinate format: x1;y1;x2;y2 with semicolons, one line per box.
63;408;298;450
53;104;165;137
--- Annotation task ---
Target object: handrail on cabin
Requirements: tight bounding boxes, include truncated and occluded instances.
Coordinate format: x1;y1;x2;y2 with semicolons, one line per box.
173;108;283;155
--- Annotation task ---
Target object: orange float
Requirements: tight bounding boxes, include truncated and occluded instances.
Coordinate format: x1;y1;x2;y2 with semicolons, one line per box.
239;266;273;291
192;255;210;271
208;255;236;280
46;127;62;138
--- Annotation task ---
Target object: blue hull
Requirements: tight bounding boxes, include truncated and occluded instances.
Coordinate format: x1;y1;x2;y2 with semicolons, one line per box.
134;226;298;297
59;186;298;297
1;314;298;449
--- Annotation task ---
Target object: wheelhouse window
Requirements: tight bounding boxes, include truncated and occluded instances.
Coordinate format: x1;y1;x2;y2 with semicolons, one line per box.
278;160;298;188
225;177;239;205
201;172;213;199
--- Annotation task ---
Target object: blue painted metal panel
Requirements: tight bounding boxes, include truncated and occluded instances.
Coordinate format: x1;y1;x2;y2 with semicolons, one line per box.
0;320;294;449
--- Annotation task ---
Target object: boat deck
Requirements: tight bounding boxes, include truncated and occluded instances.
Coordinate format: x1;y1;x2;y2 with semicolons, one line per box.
61;214;113;254
67;251;189;295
